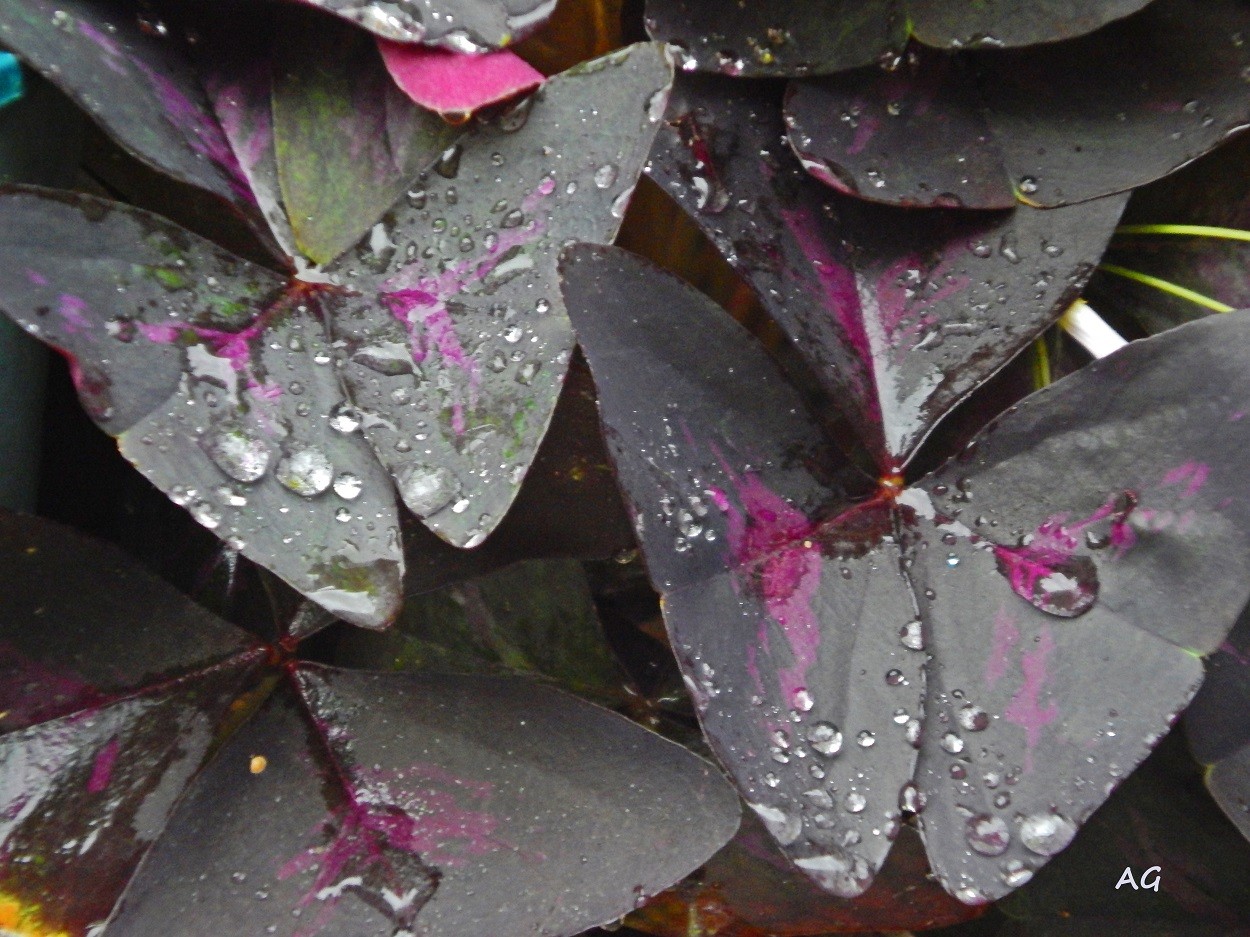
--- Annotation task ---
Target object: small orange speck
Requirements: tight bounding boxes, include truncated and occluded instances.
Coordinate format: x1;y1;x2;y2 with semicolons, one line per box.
23;546;37;555
249;755;267;774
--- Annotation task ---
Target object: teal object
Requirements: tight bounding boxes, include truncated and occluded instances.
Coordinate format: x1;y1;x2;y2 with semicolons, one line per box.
0;65;83;510
0;53;22;109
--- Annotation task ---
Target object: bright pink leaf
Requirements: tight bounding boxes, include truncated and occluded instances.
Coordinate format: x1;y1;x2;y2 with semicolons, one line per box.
378;39;543;116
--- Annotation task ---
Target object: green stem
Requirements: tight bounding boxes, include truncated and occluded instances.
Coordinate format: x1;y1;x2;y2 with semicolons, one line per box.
1098;263;1234;313
1030;335;1051;389
1115;223;1250;242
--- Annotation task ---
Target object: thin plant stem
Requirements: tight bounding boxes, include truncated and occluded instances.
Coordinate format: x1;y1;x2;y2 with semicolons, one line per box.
1116;223;1250;243
1098;263;1234;313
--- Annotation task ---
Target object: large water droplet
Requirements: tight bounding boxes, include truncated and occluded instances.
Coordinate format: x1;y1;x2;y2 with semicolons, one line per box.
994;544;1098;617
843;791;866;813
276;446;334;497
201;421;271;483
1019;812;1076;856
333;472;364;500
398;464;454;516
806;721;843;757
899;620;924;650
940;731;965;754
965;814;1010;856
956;705;989;732
328;402;363;434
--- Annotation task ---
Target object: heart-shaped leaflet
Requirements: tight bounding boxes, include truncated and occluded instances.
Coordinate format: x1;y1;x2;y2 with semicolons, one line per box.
560;243;1250;902
0;42;672;627
0;509;741;936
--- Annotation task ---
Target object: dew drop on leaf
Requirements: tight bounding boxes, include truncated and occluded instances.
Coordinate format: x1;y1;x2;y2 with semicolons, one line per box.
201;421;271;483
276;446;334;497
1018;812;1077;856
965;814;1010;856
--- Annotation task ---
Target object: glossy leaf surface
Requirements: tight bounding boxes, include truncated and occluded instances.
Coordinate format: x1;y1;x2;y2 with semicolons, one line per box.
288;0;557;46
0;188;406;628
0;510;263;936
0;0;263;234
644;0;1156;77
322;42;671;548
2;511;741;936
0;43;670;624
272;14;460;266
562;243;1250;903
379;40;544;116
647;74;1125;468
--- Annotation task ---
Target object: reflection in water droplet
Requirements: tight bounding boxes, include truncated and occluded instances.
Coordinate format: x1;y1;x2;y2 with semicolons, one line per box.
594;163;619;189
994;544;1098;617
1001;858;1033;886
956;705;989;732
434;143;463;178
856;730;876;749
806;721;842;757
276;446;334;497
1019;812;1076;856
843;791;867;813
966;814;1010;856
899;620;924;650
940;731;965;754
899;782;925;814
333;472;363;500
201;421;271;483
792;687;814;712
328;402;363;433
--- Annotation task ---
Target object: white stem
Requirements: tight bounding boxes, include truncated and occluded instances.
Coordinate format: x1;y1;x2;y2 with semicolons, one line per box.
1058;299;1127;359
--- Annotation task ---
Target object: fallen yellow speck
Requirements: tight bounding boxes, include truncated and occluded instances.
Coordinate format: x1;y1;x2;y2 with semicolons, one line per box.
250;755;268;774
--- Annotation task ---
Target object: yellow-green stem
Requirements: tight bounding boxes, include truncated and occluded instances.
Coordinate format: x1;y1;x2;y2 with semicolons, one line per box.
1098;264;1234;313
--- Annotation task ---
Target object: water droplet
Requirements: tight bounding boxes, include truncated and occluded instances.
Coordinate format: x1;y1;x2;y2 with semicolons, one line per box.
885;668;906;686
843;791;867;813
899;782;925;814
503;325;523;343
899;620;924;651
434;143;463;178
966;814;1010;856
201;422;271;483
994;544;1098;617
940;731;965;754
806;721;843;757
1018;176;1039;195
593;163;619;189
333;472;363;500
276;446;334;497
335;507;352;523
328;402;362;434
856;730;876;748
1019;812;1076;856
956;705;989;732
1000;858;1033;887
190;500;221;530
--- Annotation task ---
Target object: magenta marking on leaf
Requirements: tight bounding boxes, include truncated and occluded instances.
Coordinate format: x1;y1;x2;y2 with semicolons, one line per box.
874;255;969;355
76;20;254;204
0;641;106;725
377;180;551;434
1220;640;1250;666
1162;460;1210;499
207;71;275;176
57;294;92;334
984;603;1021;692
1002;625;1059;774
24;269;48;286
87;737;120;793
708;461;822;701
845;110;879;157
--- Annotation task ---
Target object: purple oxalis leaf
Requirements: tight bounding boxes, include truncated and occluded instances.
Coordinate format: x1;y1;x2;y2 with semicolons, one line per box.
0;42;673;626
646;73;1126;469
287;0;557;48
0;0;284;255
560;243;1250;903
0;510;741;936
378;39;544;117
784;0;1250;209
644;0;1157;78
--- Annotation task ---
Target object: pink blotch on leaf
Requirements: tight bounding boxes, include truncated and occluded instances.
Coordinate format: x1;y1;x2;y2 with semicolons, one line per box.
984;604;1020;692
1003;626;1059;774
87;737;120;793
845;110;879;156
57;295;92;334
24;269;48;286
378;40;543;117
1162;460;1209;499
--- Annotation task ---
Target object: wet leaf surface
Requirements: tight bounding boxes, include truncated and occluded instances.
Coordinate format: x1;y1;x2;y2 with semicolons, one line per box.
0;42;671;626
561;243;1250;904
783;0;1250;209
644;0;1157;78
630;811;984;935
646;73;1125;467
289;0;558;48
0;509;741;937
272;12;461;266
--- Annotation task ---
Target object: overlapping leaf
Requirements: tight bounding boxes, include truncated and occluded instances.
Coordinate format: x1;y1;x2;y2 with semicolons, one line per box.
0;509;741;937
378;39;544;117
644;0;1158;77
0;41;672;626
0;0;277;252
784;0;1250;209
561;243;1250;903
646;73;1126;468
